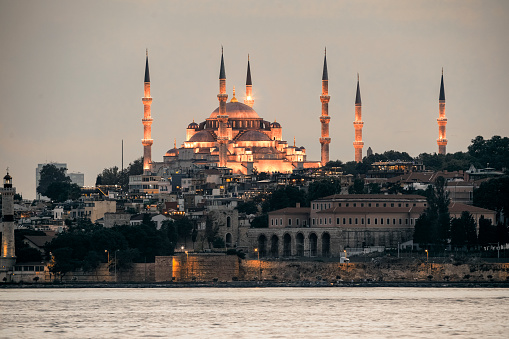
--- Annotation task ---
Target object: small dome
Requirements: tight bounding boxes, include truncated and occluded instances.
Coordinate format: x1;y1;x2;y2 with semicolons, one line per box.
210;102;260;119
188;121;199;129
237;130;271;142
165;148;179;157
271;121;281;128
189;130;216;142
4;173;12;181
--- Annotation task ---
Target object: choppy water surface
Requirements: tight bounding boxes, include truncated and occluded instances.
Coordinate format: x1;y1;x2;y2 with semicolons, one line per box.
0;287;507;338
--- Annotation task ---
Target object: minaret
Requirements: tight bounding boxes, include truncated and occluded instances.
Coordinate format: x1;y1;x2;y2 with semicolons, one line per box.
244;54;254;107
217;48;229;167
353;73;364;163
1;171;16;275
319;48;331;167
142;49;153;173
437;68;447;155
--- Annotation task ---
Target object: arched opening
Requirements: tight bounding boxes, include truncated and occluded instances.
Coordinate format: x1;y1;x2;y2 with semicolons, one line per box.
283;233;292;257
309;233;318;257
270;235;279;257
257;234;267;257
225;233;232;248
296;233;305;257
322;232;331;257
226;216;231;228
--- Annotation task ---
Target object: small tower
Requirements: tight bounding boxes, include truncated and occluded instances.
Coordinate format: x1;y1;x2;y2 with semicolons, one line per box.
319;48;331;167
244;55;254;107
1;171;16;276
217;48;229;167
437;68;448;155
142;49;154;173
353;74;364;163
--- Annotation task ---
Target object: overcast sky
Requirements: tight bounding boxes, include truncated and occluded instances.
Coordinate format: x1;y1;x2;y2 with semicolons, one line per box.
1;0;508;199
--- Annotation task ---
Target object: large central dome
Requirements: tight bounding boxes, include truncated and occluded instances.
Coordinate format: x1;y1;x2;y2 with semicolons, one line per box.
209;102;260;119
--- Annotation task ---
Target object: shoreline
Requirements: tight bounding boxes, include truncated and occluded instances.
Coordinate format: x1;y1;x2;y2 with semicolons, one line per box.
2;281;509;289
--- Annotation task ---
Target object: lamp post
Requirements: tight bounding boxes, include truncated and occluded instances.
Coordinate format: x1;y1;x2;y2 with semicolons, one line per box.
185;250;189;280
114;249;119;283
425;249;429;263
105;249;109;263
254;248;260;280
344;249;347;260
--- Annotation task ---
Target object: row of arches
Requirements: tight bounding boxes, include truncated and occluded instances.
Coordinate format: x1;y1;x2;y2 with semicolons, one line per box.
257;232;331;258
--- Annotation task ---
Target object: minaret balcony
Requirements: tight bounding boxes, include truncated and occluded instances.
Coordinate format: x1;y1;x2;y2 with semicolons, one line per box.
142;97;152;102
437;117;448;122
320;95;330;102
353;141;364;147
217;94;228;101
353;121;364;126
320;116;330;123
319;137;331;144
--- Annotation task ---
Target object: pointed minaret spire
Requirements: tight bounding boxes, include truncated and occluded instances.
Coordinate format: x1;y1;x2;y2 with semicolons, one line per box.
219;46;226;80
319;48;331;167
437;68;448;154
174;138;177;149
355;73;361;105
353;73;364;163
322;48;328;81
439;67;445;101
244;54;254;107
144;49;150;83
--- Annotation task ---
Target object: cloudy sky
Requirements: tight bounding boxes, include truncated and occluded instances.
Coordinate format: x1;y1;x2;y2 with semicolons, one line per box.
1;0;508;199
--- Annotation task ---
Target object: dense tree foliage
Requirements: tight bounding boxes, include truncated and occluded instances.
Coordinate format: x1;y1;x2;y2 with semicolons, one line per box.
364;150;413;163
236;201;258;215
308;178;342;201
468;135;509;170
95;157;144;191
473;176;509;226
46;216;188;277
413;176;450;248
450;211;477;250
36;164;80;202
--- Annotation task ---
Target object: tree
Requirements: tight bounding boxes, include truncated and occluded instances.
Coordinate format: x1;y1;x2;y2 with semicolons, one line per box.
308;178;341;201
348;178;365;194
237;201;258;215
96;157;144;191
413;177;450;248
478;217;496;247
37;164;71;197
45;182;81;202
474;176;509;226
450;211;477;250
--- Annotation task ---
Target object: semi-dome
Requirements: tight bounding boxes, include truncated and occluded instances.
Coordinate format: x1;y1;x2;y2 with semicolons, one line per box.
189;130;216;142
236;130;271;142
210;102;260;119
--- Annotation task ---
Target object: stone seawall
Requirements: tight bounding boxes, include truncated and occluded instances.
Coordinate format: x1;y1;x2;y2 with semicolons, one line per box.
27;257;509;284
241;260;509;283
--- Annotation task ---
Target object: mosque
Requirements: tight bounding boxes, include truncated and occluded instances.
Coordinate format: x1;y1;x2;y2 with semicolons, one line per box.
139;49;447;178
143;50;326;176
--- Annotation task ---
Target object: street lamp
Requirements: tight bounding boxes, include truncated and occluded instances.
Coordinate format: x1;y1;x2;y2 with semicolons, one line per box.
114;249;119;283
425;249;429;264
344;249;347;260
254;248;261;280
105;249;109;263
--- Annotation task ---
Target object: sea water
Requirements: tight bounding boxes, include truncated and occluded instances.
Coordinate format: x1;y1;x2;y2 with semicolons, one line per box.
1;287;507;338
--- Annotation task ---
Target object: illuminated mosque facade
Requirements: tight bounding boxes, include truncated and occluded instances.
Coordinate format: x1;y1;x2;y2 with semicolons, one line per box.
138;49;448;178
145;50;323;176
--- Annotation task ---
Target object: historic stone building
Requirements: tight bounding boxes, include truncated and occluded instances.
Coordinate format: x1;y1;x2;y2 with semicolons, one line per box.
247;194;496;258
